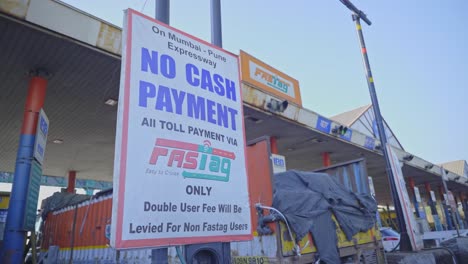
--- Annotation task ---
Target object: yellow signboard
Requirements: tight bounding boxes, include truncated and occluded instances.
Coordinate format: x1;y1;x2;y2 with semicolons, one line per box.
240;50;302;106
0;192;10;209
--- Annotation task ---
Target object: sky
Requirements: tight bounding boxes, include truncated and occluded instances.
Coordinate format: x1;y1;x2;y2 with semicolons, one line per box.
58;0;467;165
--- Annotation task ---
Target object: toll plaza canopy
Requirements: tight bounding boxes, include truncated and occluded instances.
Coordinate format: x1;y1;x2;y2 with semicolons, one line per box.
1;0;468;207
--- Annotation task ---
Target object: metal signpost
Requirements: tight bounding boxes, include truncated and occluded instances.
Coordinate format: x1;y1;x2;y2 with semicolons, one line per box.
210;0;223;47
338;0;413;250
153;1;170;262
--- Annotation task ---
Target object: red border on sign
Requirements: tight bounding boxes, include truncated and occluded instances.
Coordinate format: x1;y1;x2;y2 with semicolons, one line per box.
387;146;418;249
114;9;252;249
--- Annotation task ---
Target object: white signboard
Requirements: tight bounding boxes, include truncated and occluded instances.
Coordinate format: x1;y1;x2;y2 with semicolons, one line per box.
33;109;49;165
368;177;376;197
271;154;286;174
443;193;450;206
430;191;436;202
414;187;421;203
447;191;457;211
386;145;423;250
111;9;251;249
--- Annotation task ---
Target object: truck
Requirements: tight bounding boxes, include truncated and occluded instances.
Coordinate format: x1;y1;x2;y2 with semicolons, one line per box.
39;137;384;263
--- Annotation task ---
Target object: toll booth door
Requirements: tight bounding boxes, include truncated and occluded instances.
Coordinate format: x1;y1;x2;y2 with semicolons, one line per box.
246;137;275;235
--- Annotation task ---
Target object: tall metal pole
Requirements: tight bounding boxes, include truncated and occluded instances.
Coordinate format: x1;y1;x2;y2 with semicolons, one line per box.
155;0;170;24
210;0;223;47
152;2;170;263
351;14;412;251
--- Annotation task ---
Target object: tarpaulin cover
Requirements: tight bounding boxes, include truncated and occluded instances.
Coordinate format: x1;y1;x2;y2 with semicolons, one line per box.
272;170;377;263
41;192;91;220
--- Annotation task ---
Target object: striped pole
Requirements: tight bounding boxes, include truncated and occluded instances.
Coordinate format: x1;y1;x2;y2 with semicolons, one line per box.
1;70;48;263
352;14;412;251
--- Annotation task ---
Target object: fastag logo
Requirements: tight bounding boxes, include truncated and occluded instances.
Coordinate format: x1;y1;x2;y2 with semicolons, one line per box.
149;138;235;182
249;61;292;94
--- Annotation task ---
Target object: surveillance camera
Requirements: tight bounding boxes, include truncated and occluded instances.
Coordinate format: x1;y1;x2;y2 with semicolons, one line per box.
267;99;288;113
403;154;414;162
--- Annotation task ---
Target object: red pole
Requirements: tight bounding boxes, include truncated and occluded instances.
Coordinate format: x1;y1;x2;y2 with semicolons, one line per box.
67;171;76;193
408;177;415;189
424;182;431;194
438;185;445;200
21;77;48;134
270;137;278;154
322;152;331;167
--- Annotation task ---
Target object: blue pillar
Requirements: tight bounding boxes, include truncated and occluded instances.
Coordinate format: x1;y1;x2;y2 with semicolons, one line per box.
1;73;47;263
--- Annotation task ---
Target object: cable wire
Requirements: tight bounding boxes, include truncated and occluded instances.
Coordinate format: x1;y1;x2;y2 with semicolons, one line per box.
141;0;149;12
256;204;301;256
176;246;187;264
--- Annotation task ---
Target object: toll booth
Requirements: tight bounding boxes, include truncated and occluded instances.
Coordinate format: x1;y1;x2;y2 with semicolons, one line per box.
0;192;10;249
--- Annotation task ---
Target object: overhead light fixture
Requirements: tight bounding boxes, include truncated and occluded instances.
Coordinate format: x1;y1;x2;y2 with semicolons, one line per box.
52;139;64;144
309;137;324;143
104;98;118;106
266;98;288;113
245;116;263;124
454;176;461;181
425;164;434;170
403;154;414;162
374;144;382;151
